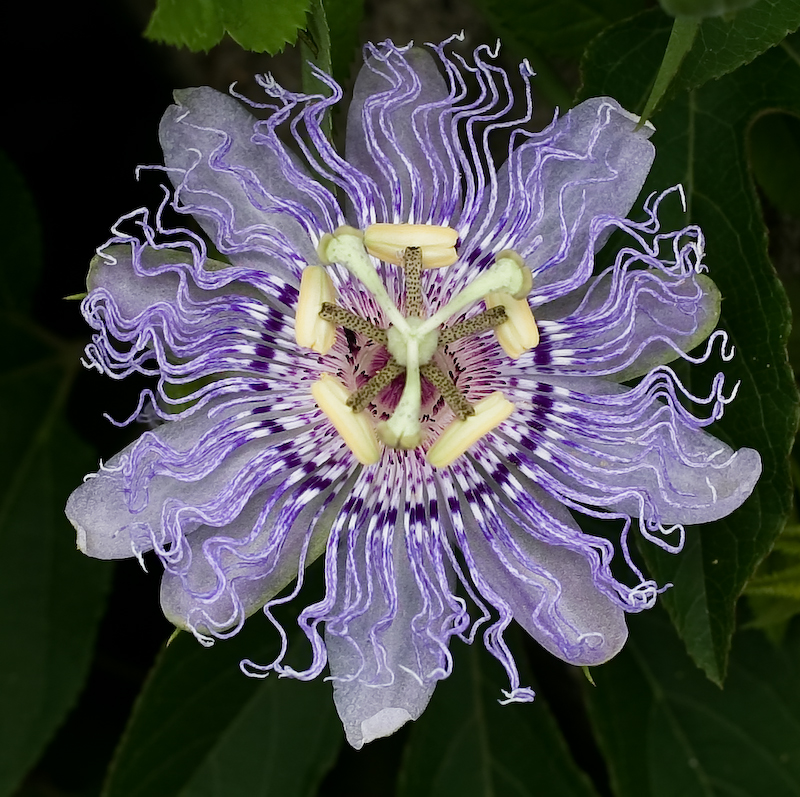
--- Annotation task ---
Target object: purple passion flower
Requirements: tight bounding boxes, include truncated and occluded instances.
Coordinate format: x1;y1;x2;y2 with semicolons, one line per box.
66;38;761;748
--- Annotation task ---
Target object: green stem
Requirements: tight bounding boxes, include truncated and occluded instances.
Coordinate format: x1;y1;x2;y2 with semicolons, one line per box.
638;16;700;126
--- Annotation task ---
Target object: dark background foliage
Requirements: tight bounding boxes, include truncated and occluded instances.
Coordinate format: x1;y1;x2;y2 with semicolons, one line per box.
1;0;799;795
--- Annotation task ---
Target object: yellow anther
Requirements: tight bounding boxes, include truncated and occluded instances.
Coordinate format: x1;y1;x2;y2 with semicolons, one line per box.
364;223;458;268
485;293;540;359
311;374;381;465
295;266;337;355
426;392;515;468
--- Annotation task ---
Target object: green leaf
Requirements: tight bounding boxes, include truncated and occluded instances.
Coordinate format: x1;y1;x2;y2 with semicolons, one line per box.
145;0;313;54
470;0;650;108
103;616;341;797
325;0;363;84
643;48;799;684
768;153;800;374
584;609;800;797
658;0;759;16
581;23;799;682
301;0;331;79
677;0;800;91
749;111;800;218
144;0;223;50
580;3;800;110
472;0;650;59
397;640;598;797
0;156;111;795
578;13;672;113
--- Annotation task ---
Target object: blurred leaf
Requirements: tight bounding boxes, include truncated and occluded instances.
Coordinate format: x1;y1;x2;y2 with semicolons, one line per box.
745;522;800;639
325;0;363;84
0;156;111;795
145;0;313;54
581;23;799;682
580;3;800;110
773;522;800;556
747;564;800;598
659;0;759;16
103;617;341;797
745;595;800;644
584;609;800;797
750;111;800;218
398;640;598;797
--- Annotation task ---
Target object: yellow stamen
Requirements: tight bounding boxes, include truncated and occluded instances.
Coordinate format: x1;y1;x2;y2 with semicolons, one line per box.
426;392;515;468
295;266;337;355
364;223;458;268
311;374;380;465
485;292;540;359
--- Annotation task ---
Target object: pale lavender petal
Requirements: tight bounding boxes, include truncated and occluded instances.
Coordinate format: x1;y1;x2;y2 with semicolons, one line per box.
66;402;256;560
532;193;721;380
284;455;465;746
85;244;294;334
81;238;305;415
159;86;338;282
499;374;761;533
346;42;459;225
326;547;439;749
442;455;628;666
160;461;355;637
539;272;720;381
463;97;655;303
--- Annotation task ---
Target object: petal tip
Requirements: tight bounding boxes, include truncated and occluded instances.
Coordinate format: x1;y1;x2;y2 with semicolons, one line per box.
734;446;762;500
355;707;413;748
73;519;88;554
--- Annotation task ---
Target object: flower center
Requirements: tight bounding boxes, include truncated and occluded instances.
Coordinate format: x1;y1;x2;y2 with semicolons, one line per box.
296;225;539;467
